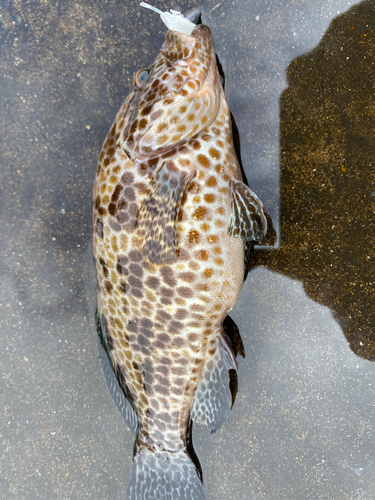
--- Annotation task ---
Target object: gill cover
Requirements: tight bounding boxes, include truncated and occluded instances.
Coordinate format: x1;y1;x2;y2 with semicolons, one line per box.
118;25;220;159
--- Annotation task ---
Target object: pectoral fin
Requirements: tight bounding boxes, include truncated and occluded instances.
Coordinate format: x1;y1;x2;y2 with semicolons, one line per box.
228;179;267;243
136;161;195;265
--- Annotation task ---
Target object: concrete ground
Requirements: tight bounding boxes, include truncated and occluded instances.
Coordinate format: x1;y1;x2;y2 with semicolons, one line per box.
1;0;374;499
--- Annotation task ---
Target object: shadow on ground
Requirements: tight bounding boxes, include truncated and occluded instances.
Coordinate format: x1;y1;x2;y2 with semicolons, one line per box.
251;0;375;361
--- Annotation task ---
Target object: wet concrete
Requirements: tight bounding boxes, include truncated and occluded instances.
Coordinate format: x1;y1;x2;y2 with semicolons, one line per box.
0;0;374;499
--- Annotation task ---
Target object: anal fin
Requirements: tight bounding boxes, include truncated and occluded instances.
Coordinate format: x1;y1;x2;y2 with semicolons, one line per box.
190;333;237;434
228;179;267;243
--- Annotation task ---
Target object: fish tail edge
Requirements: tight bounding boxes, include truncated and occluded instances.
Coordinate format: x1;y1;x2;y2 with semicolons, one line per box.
125;447;208;500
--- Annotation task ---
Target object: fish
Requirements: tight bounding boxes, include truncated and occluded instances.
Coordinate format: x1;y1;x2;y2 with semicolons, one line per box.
93;6;267;500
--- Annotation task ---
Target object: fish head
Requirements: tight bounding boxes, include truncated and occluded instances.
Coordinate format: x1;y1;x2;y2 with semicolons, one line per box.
119;25;223;160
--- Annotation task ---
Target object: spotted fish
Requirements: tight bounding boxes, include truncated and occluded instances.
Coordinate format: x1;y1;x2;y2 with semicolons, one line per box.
93;6;267;500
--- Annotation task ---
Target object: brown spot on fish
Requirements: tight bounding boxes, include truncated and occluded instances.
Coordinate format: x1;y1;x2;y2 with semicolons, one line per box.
128;275;142;289
175;308;188;320
178;272;196;283
129;263;143;277
204;193;215;203
111;235;119;252
197;250;208;261
156;310;172;322
206;176;217;187
177;287;193;298
209;148;220;160
160;286;174;298
160;266;177;287
96;219;103;238
188;230;200;245
203;268;214;279
197;154;210;168
207;234;218;243
192;206;208;220
188;261;200;271
108;203;116;216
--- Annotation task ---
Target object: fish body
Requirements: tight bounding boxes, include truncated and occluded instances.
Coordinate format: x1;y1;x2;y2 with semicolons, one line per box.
93;21;266;500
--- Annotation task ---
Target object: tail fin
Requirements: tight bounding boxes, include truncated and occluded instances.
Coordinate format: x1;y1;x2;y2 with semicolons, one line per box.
125;448;208;500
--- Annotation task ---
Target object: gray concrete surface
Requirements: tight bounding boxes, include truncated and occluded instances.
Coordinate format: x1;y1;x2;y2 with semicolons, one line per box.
1;0;374;499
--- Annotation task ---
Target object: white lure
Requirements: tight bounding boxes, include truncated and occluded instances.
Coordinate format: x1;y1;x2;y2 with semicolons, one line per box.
140;2;197;35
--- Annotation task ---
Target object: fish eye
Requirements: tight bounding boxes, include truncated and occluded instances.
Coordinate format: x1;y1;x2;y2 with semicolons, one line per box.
134;68;150;88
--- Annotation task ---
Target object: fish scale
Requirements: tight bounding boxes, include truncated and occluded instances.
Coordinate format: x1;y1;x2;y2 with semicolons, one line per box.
93;13;267;500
